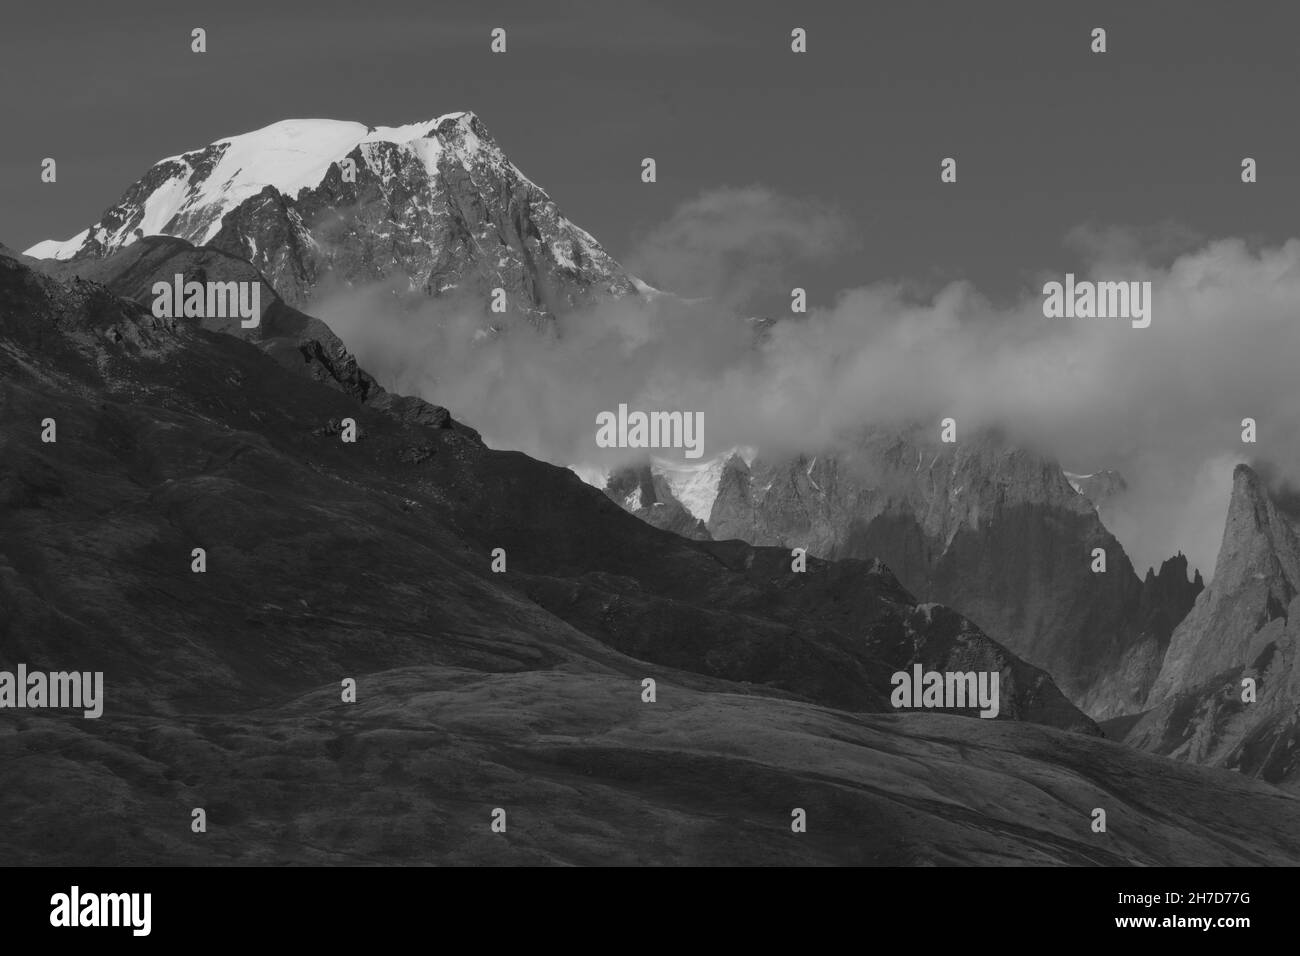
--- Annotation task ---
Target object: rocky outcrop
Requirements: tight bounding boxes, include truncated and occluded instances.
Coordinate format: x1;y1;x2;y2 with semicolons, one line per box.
704;428;1201;719
603;463;711;540
1146;465;1300;705
1126;466;1300;788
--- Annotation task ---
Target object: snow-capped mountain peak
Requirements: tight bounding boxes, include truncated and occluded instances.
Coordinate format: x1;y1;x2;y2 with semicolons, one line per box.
27;111;641;315
25;112;506;260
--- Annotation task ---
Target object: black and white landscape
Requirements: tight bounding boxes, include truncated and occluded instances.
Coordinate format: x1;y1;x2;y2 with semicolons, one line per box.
4;2;1300;870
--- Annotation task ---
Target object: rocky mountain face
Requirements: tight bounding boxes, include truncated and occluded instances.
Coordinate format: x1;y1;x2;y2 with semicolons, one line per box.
25;113;640;320
1146;465;1300;703
641;428;1203;720
603;462;712;541
1126;465;1300;788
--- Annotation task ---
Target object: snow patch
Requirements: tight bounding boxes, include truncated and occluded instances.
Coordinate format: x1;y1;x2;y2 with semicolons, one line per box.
805;455;822;493
26;229;89;260
1063;470;1094;497
551;242;576;271
915;602;940;624
651;453;728;523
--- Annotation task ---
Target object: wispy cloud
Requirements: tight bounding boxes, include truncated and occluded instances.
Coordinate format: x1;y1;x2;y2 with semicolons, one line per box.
317;189;1300;579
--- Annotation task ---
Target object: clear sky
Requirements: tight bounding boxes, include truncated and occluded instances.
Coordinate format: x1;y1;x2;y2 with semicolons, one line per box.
3;0;1298;304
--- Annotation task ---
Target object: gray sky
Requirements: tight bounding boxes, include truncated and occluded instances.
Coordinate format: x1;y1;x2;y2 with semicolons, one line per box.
4;0;1299;306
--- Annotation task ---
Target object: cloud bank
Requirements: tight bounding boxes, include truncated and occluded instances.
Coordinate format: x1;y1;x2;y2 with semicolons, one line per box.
316;188;1300;580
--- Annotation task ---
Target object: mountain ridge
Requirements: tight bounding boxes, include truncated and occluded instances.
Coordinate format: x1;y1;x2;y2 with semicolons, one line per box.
597;429;1202;721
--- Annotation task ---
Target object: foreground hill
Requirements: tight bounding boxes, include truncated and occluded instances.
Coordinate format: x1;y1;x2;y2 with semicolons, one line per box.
7;671;1300;866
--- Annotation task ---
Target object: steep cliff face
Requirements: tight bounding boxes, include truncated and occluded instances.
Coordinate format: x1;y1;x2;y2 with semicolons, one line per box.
1127;465;1300;788
1146;465;1300;705
701;428;1201;719
25;114;639;319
